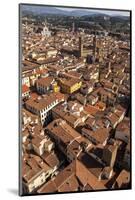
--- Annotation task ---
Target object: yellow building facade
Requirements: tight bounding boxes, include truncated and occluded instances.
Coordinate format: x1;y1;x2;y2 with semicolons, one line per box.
59;79;82;94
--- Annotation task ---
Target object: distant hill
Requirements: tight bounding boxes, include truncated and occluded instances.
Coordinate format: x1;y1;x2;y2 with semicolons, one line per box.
22;6;100;16
70;10;101;17
22;5;69;16
21;5;129;19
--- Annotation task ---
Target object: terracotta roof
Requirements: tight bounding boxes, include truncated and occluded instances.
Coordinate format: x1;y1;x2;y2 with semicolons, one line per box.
41;152;60;169
22;60;39;72
106;113;119;126
30;92;39;100
58;175;79;192
22;84;29;93
25;92;64;111
22;155;50;183
54;162;75;188
95;101;106;110
37;180;57;193
31;135;45;148
46;119;90;150
59;78;82;87
82;127;109;144
76;160;106;190
78;152;103;178
37;159;106;193
67;140;82;158
34;57;59;65
36;76;54;87
84;105;99;116
116;117;130;135
114;170;130;188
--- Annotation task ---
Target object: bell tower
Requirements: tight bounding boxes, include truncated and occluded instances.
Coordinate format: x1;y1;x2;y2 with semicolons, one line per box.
93;32;97;58
79;36;83;57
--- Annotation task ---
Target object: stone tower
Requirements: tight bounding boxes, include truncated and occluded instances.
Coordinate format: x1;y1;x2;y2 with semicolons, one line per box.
72;22;75;33
79;36;83;57
102;143;118;168
93;33;97;58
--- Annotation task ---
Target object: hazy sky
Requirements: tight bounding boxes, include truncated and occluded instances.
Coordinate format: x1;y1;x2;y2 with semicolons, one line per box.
58;7;130;16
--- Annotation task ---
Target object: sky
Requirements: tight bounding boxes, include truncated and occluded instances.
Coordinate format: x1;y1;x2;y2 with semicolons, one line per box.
58;7;130;16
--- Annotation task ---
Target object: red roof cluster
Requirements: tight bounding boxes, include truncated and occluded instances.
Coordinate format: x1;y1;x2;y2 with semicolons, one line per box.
22;84;29;93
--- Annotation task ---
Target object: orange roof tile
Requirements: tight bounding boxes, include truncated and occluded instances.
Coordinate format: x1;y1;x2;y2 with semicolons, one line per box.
22;84;29;93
